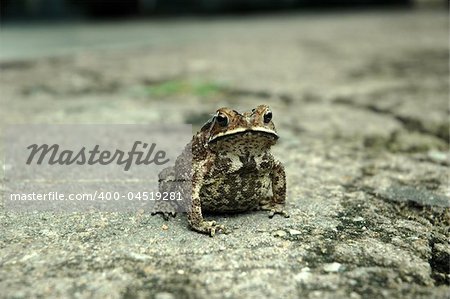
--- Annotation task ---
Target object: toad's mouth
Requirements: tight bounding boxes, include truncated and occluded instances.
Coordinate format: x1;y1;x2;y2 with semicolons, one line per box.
208;127;279;144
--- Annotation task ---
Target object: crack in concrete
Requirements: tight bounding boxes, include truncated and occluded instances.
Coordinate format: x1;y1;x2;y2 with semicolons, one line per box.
333;97;449;142
341;169;450;286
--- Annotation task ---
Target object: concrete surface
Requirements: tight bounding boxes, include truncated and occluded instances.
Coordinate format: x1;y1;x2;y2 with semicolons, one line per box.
0;9;449;299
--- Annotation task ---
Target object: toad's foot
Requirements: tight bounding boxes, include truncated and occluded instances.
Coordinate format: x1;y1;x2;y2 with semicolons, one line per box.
151;210;176;221
260;203;290;218
191;220;229;237
151;202;177;221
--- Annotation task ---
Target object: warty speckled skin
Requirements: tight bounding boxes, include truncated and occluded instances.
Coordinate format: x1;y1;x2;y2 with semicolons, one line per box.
154;104;288;236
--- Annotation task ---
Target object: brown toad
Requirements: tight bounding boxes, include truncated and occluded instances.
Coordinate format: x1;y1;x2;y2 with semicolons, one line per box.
153;104;288;236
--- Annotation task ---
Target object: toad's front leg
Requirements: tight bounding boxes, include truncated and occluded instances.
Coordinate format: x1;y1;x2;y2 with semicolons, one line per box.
259;159;289;218
187;161;228;236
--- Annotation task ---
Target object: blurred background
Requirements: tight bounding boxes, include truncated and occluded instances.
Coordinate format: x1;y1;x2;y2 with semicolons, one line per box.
0;0;447;155
0;0;434;20
0;0;447;142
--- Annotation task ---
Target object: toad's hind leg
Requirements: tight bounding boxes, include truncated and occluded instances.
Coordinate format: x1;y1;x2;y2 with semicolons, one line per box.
151;166;178;220
259;160;289;218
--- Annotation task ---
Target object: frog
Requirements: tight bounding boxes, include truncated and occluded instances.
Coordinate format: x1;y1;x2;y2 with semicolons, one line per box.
152;104;288;236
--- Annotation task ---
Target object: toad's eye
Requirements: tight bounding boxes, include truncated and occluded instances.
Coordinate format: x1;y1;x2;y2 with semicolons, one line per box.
216;114;229;127
263;111;272;123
